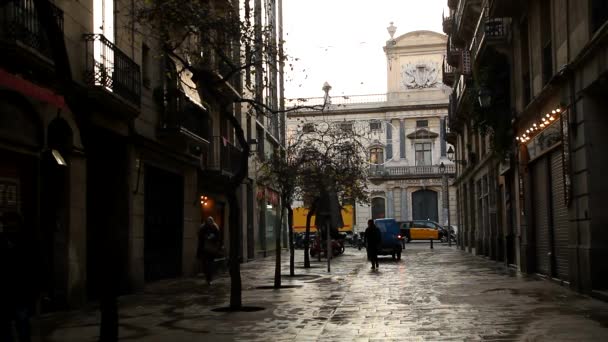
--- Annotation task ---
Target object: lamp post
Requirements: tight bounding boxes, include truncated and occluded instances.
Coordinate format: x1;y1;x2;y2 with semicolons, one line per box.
439;162;452;247
322;82;332;110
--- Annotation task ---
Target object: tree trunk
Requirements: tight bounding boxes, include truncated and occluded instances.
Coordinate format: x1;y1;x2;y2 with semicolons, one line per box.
222;105;249;309
274;208;283;288
227;191;242;309
287;206;294;276
304;203;316;268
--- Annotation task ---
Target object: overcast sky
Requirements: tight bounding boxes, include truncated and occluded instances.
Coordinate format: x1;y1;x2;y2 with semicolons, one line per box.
282;0;448;99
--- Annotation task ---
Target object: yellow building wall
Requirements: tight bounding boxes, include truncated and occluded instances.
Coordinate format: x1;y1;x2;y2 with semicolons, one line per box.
293;205;354;233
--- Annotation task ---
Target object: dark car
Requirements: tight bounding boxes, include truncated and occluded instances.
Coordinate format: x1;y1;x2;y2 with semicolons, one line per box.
373;218;403;260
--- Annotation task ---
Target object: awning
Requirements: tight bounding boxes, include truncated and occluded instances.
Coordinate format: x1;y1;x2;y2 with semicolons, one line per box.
169;55;207;111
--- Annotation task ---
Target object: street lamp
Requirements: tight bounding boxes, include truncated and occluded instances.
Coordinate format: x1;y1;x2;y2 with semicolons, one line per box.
478;86;492;108
447;146;467;165
322;82;332;109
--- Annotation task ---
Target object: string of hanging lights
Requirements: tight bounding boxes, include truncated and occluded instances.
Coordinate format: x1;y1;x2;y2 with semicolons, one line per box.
515;107;562;143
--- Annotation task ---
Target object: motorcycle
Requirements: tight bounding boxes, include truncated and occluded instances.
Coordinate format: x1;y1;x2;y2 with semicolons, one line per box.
309;235;345;257
440;226;458;244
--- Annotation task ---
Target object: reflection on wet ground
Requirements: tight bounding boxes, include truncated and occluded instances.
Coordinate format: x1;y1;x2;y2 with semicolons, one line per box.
41;243;608;341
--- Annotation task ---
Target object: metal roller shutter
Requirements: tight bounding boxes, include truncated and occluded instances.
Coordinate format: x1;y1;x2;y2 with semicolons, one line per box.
550;150;569;280
532;158;550;275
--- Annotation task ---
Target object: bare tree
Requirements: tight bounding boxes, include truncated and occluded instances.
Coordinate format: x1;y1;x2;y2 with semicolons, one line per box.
288;119;370;267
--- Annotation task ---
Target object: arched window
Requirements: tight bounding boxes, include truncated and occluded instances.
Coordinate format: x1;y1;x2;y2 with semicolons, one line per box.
369;147;384;165
371;197;386;219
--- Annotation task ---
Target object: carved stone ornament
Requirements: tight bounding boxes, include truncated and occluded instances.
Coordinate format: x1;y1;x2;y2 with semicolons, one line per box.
401;62;439;89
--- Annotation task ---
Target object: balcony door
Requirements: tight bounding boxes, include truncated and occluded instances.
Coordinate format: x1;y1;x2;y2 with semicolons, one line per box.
412;189;438;222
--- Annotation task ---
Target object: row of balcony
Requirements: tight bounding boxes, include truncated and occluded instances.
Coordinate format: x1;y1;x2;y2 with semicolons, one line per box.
1;0;142;107
2;0;244;175
368;164;456;178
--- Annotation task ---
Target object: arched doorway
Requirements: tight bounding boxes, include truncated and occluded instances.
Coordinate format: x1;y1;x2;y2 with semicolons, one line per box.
412;189;438;221
371;197;386;219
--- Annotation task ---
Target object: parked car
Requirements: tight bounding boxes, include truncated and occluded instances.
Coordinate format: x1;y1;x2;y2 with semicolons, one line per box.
373;218;403;260
399;220;445;242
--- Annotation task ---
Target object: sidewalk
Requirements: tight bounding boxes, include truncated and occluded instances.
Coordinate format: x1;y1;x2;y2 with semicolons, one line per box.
39;243;608;341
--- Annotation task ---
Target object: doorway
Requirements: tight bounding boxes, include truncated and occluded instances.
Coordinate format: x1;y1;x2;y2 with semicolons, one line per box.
143;166;184;282
412;189;438;221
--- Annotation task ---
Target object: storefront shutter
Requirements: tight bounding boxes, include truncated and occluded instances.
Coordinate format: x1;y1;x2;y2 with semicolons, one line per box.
550;150;570;280
532;158;550;275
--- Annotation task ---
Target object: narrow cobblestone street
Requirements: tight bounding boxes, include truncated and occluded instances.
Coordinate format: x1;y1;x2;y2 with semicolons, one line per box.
41;244;608;341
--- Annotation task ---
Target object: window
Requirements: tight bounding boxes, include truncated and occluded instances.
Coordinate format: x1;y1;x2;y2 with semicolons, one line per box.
302;123;315;133
521;18;531;105
369;121;382;131
369;147;384;165
142;43;150;88
416;120;429;128
371;197;386;219
257;127;265;160
415;143;432;166
592;0;608;33
339;122;353;132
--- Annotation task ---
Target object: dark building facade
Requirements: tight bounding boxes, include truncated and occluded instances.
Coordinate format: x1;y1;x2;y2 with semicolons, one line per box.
444;0;608;296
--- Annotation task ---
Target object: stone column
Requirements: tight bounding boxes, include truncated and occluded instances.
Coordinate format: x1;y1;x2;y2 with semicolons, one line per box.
387;189;394;218
400;119;406;159
386;121;393;161
440;117;447;157
401;187;408;221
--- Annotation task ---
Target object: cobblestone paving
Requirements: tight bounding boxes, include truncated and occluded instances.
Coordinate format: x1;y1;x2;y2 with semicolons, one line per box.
40;243;608;341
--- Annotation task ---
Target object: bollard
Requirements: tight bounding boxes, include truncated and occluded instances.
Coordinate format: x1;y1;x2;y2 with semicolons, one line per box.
430;239;433;249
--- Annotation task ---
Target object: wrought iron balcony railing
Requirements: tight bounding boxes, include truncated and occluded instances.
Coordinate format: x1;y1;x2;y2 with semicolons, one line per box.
442;57;457;87
470;4;510;64
205;136;242;175
446;36;462;67
83;34;141;106
0;0;64;60
160;90;210;143
369;164;456;177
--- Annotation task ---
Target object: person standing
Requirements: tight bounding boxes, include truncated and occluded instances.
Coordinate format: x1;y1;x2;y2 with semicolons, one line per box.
197;217;221;285
365;219;381;270
0;212;38;342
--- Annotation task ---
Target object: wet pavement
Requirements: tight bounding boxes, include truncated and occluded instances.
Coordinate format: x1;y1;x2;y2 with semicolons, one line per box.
40;243;608;341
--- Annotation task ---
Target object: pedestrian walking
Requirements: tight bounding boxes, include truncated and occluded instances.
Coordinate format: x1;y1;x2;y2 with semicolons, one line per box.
197;217;221;285
365;219;381;270
0;212;38;342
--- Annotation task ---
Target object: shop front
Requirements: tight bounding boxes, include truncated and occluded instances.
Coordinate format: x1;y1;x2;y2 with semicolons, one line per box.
521;107;570;281
257;186;280;254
